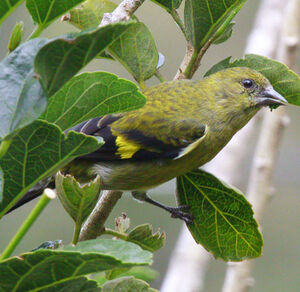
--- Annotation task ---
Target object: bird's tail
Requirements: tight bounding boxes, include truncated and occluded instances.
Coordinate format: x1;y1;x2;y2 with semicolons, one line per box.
6;178;55;214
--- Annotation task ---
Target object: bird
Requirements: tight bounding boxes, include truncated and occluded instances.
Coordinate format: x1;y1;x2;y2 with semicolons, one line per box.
8;67;287;222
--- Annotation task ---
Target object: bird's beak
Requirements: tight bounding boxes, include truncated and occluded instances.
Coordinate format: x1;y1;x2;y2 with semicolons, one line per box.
256;87;288;106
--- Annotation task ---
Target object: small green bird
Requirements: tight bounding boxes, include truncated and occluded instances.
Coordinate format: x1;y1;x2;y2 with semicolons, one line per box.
9;67;287;221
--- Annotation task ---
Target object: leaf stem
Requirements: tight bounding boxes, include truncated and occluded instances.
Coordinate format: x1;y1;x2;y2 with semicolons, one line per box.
72;222;82;245
184;38;214;78
0;189;56;261
139;79;147;91
28;24;45;40
104;228;128;240
155;70;166;83
174;37;214;80
169;9;189;41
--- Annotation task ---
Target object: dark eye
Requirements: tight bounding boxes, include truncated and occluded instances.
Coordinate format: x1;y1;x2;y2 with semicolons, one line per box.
242;79;255;88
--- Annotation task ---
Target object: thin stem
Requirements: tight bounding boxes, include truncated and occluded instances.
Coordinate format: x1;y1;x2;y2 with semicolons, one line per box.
139;79;147;92
185;38;214;78
169;9;189;41
72;221;82;245
155;70;166;83
104;228;128;240
0;189;56;261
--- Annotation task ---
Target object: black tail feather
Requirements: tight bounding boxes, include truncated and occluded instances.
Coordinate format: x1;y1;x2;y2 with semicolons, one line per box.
6;180;55;214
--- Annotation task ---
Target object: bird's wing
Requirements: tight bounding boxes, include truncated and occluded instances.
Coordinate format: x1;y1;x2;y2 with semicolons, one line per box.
67;115;207;161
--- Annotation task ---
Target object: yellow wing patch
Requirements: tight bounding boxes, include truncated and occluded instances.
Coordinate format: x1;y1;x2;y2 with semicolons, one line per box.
116;135;141;159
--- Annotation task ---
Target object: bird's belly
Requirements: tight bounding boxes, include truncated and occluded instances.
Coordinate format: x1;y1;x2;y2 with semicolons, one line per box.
91;145;217;191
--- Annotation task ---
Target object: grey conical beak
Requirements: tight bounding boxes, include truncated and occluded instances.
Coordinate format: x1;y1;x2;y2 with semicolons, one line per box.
256;86;288;106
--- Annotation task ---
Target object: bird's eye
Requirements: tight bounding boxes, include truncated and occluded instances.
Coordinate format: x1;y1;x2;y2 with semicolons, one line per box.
242;79;255;88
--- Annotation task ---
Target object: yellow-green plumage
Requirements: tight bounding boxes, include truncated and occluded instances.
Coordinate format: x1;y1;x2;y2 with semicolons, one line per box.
9;67;287;213
65;67;286;191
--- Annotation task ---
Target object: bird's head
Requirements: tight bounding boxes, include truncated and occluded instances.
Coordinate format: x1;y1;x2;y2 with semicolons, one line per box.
210;67;287;111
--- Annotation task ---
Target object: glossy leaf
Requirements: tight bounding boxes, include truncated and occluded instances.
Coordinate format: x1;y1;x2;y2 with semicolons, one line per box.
41;72;146;131
151;0;183;12
34;21;135;96
0;120;103;217
109;22;159;83
0;239;152;291
0;0;24;25
102;276;157;292
177;169;263;261
55;172;101;224
127;224;166;252
184;0;246;50
0;38;48;139
26;0;85;28
63;239;153;264
68;0;117;30
205;54;300;106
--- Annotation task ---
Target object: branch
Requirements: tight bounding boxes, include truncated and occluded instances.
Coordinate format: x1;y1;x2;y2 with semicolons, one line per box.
222;0;298;291
79;190;123;241
160;228;212;292
99;0;145;27
79;0;146;242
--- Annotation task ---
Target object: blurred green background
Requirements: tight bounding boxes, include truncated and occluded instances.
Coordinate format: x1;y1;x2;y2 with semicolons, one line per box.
1;1;300;291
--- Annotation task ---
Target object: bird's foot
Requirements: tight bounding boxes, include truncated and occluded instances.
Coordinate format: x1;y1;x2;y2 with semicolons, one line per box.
131;191;194;224
168;205;194;224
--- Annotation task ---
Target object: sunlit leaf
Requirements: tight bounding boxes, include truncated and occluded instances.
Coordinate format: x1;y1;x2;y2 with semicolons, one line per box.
41;72;146;131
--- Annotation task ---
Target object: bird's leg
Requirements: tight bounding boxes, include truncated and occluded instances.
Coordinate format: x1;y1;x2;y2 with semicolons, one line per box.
131;191;193;224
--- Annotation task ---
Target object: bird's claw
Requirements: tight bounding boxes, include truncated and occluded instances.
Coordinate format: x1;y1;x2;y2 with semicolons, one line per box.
169;205;194;224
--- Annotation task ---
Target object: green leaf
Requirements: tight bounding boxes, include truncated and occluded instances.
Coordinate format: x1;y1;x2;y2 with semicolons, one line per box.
151;0;183;12
116;266;159;283
26;0;85;28
0;38;48;140
0;0;24;25
184;0;246;50
55;172;101;224
213;21;235;44
0;239;152;291
108;22;159;83
8;21;24;52
0;120;103;217
176;169;263;261
34;21;135;96
63;239;153;264
127;224;166;252
205;54;300;106
104;266;158;283
41;72;146;131
102;276;157;292
68;0;117;30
